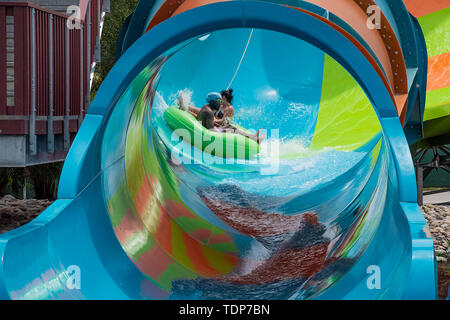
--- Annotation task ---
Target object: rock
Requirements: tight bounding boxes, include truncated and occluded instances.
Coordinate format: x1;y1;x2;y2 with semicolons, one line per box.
13;208;24;215
1;195;16;202
436;256;448;263
0;198;55;234
421;204;450;262
1;212;12;219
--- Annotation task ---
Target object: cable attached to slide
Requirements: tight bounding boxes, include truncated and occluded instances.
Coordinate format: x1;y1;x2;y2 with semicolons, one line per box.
226;28;254;90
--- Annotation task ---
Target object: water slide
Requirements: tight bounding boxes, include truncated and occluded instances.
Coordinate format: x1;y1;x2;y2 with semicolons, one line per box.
0;0;441;299
412;1;450;187
413;2;450;148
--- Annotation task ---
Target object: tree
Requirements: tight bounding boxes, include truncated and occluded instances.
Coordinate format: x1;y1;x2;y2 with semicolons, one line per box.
29;163;63;199
91;0;139;98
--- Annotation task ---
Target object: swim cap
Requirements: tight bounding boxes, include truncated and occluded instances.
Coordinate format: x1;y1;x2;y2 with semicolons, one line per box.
206;92;222;104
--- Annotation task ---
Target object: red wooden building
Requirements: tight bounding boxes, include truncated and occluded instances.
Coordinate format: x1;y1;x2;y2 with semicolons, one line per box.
0;0;109;166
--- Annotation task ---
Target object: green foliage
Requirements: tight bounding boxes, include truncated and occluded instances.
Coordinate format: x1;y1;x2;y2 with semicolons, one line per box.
0;164;63;200
29;163;63;199
91;0;139;98
0;167;24;197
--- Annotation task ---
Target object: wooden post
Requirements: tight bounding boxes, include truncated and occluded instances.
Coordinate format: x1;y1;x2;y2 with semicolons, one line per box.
79;24;84;127
23;168;28;200
30;8;37;155
85;3;91;111
64;22;70;150
416;164;423;206
48;14;55;153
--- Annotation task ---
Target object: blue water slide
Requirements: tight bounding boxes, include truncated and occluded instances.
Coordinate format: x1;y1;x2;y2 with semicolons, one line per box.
0;1;436;300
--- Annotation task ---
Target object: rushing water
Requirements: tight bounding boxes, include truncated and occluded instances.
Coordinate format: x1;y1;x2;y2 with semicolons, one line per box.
100;27;388;299
148;87;386;299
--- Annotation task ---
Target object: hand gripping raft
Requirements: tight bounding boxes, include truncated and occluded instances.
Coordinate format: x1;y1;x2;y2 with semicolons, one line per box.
164;106;260;160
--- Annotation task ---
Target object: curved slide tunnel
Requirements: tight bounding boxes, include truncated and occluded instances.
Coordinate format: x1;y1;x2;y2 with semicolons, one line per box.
0;1;437;299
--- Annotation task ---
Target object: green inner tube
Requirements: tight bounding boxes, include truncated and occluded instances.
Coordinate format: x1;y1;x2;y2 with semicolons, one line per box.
163;106;260;160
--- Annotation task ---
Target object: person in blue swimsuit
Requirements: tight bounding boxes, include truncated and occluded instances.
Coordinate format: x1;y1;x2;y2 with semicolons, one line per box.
177;90;265;143
214;89;265;143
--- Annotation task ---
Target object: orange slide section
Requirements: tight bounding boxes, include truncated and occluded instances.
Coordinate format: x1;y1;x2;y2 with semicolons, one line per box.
427;52;450;92
146;0;230;31
403;0;450;18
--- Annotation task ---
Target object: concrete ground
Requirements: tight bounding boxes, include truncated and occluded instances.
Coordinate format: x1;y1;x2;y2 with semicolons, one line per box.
424;191;450;205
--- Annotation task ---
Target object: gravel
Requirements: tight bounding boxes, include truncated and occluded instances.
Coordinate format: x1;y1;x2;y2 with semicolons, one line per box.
421;204;450;262
0;195;53;234
421;204;450;299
